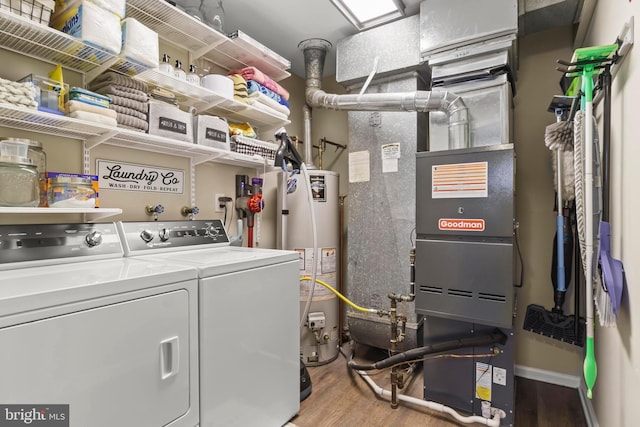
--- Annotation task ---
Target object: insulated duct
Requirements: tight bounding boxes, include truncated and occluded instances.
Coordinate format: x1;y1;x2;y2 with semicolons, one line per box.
299;38;469;150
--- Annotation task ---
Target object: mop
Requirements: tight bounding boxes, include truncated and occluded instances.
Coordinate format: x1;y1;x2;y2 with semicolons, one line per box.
567;43;617;399
523;96;584;346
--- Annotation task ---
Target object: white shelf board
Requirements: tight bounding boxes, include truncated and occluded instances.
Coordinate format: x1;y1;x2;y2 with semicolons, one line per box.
0;207;122;221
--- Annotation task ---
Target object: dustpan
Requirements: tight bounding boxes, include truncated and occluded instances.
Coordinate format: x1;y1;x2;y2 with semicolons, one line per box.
597;65;625;317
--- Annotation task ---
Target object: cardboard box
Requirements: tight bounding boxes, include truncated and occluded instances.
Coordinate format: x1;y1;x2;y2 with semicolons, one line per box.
148;102;194;143
194;115;229;150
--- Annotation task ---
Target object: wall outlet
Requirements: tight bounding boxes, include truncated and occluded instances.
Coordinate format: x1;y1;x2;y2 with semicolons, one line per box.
215;194;226;212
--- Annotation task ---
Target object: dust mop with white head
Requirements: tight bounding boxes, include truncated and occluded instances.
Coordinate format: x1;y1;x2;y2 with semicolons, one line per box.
523;96;584;346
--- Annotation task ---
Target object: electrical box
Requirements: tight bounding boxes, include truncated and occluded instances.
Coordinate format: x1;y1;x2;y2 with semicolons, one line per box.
307;312;326;330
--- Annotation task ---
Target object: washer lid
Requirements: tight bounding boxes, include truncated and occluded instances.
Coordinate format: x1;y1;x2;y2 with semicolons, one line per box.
0;258;197;317
146;246;298;277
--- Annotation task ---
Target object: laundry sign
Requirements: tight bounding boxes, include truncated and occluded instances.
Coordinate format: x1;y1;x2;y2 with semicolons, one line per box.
97;160;184;194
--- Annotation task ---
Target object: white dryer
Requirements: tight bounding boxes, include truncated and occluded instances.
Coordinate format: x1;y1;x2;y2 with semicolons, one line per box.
0;223;199;427
117;220;300;427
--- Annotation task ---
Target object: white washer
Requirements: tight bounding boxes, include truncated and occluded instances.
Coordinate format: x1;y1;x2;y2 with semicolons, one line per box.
0;223;199;427
117;220;300;427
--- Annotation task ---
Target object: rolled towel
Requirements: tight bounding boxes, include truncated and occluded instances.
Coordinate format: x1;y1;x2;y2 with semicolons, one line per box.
66;100;118;119
89;71;148;93
69;110;118;127
229;66;289;101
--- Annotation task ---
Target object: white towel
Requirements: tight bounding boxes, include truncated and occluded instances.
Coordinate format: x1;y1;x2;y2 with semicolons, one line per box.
69;110;118;127
66;100;118;119
248;91;290;117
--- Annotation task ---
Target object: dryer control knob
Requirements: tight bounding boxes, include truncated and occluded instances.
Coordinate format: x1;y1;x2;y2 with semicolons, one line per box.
140;229;155;243
158;228;170;242
85;231;103;247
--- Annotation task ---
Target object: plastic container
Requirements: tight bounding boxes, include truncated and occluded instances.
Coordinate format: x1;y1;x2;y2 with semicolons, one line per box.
47;175;96;208
1;138;47;207
0;155;39;207
19;74;68;114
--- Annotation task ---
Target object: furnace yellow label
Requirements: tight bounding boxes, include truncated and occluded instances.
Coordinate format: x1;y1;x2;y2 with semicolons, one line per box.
475;362;492;401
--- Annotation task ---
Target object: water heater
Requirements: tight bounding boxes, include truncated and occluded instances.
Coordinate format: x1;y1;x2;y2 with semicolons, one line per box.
277;169;340;365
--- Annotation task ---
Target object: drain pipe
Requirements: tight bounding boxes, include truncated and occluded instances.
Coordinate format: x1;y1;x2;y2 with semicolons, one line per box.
299;38;469;149
302;104;314;167
357;370;505;426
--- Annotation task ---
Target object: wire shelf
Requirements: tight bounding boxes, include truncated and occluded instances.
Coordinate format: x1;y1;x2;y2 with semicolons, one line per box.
0;105;277;169
0;8;151;78
134;70;290;129
126;0;290;81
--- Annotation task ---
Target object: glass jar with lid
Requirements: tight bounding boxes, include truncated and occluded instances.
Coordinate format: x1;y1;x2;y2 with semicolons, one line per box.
0;155;39;207
47;176;96;208
0;138;47;206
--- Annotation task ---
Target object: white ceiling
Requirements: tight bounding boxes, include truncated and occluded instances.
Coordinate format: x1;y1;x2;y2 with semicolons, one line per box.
220;0;424;79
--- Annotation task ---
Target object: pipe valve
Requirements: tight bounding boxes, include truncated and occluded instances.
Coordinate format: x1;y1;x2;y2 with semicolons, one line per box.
145;204;164;221
181;205;199;219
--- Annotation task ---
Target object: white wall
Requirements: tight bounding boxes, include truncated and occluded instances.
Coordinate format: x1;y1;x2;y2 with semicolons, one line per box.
583;3;640;426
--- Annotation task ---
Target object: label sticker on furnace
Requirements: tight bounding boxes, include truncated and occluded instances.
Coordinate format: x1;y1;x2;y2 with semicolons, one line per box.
432;161;488;199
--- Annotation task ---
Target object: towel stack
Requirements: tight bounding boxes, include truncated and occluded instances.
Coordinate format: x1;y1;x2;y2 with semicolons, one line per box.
0;77;37;109
65;97;117;127
88;72;150;132
228;66;290;120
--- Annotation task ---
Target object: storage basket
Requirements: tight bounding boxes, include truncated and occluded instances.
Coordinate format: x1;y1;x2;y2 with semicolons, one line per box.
0;0;55;25
231;135;278;161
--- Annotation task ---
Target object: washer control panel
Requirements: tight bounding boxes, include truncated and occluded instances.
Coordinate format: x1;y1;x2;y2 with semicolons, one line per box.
117;219;229;256
0;223;123;269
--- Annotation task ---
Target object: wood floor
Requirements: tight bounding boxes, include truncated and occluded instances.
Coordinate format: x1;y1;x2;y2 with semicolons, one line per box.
289;346;587;427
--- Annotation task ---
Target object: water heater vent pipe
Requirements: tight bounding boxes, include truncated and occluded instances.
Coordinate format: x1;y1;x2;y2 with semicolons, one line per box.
299;38;469;150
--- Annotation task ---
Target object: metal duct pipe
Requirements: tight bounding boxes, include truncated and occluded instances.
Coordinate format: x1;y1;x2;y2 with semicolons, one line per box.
299;38;469;149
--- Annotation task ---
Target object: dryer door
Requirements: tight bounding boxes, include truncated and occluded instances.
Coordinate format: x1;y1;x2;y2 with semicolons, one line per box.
0;290;191;427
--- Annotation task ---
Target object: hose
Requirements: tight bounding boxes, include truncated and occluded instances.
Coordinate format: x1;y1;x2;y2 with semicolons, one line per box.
299;162;319;329
348;329;507;371
300;277;377;314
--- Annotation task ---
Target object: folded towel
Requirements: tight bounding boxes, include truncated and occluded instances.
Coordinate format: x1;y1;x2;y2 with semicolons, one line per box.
90;83;149;103
228;74;249;104
69;110;118;127
110;104;147;121
246;80;290;110
150;87;176;99
229;66;289;101
248;91;290;117
89;71;148;93
116;112;149;131
108;94;149;114
66;100;118;119
246;98;288;120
